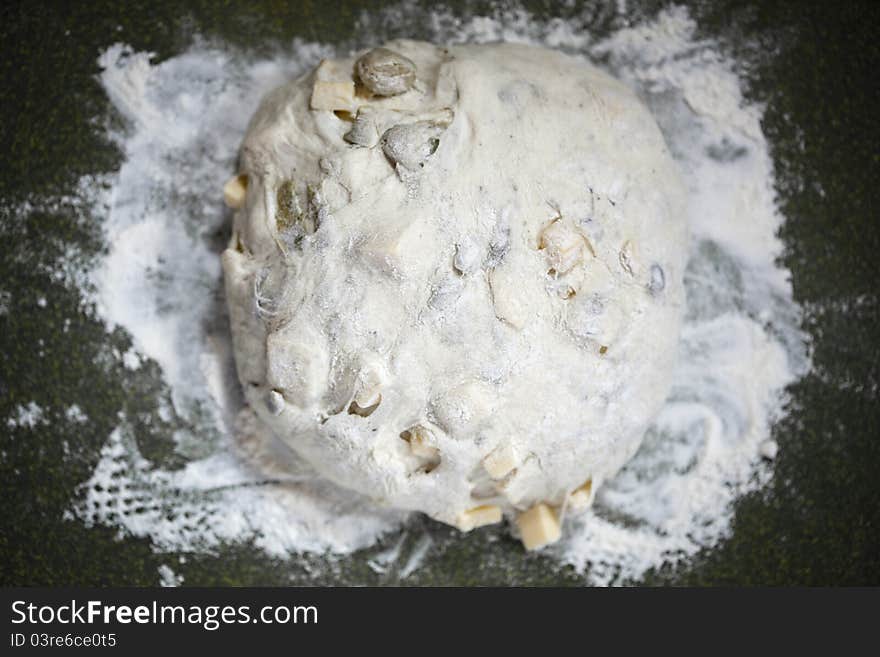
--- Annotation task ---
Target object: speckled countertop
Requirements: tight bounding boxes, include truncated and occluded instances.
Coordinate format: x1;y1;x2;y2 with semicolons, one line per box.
1;0;878;585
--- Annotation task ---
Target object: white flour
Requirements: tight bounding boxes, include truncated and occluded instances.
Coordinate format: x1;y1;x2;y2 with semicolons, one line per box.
7;401;48;430
66;4;809;584
157;564;184;587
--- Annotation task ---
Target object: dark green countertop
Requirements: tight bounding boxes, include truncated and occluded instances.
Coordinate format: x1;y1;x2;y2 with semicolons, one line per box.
1;0;878;585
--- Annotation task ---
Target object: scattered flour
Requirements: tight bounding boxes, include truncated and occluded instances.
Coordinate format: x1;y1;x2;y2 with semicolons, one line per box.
157;563;183;587
65;404;89;424
7;402;48;430
66;3;808;584
121;348;142;371
399;534;434;580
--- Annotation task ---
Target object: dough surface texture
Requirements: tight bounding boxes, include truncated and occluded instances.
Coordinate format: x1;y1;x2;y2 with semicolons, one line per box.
222;40;687;538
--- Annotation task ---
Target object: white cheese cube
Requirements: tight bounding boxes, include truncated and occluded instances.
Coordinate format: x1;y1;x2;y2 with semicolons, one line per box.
457;505;502;531
353;366;383;409
483;444;517;479
408;429;439;460
568;479;593;511
349;393;381;417
517;503;561;550
310;80;356;112
353;388;381;409
495;457;541;506
223;174;248;209
540;219;587;275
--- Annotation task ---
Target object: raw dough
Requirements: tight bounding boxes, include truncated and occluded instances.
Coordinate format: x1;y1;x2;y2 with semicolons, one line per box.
222;40;686;546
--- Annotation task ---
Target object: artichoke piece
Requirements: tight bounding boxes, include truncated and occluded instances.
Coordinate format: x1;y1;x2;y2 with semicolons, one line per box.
356;47;416;97
275;179;318;240
343;108;380;147
380;121;445;171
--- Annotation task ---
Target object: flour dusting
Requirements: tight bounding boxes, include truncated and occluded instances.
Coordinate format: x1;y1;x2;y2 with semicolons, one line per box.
157;564;184;587
7;401;48;430
66;3;809;584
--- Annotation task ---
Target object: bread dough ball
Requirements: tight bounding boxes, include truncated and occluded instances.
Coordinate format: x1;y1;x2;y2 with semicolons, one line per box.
222;40;687;538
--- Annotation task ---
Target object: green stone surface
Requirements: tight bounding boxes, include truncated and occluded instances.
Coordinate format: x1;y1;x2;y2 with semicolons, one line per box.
1;0;878;585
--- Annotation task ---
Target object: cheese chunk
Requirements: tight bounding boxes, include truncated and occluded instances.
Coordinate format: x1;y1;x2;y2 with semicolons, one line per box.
310;80;356;112
517;503;561;550
349;393;380;417
568;479;593;511
353;366;383;409
457;505;502;532
539;218;587;275
353;388;381;409
223;174;248;209
483;444;517;479
408;429;439;460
